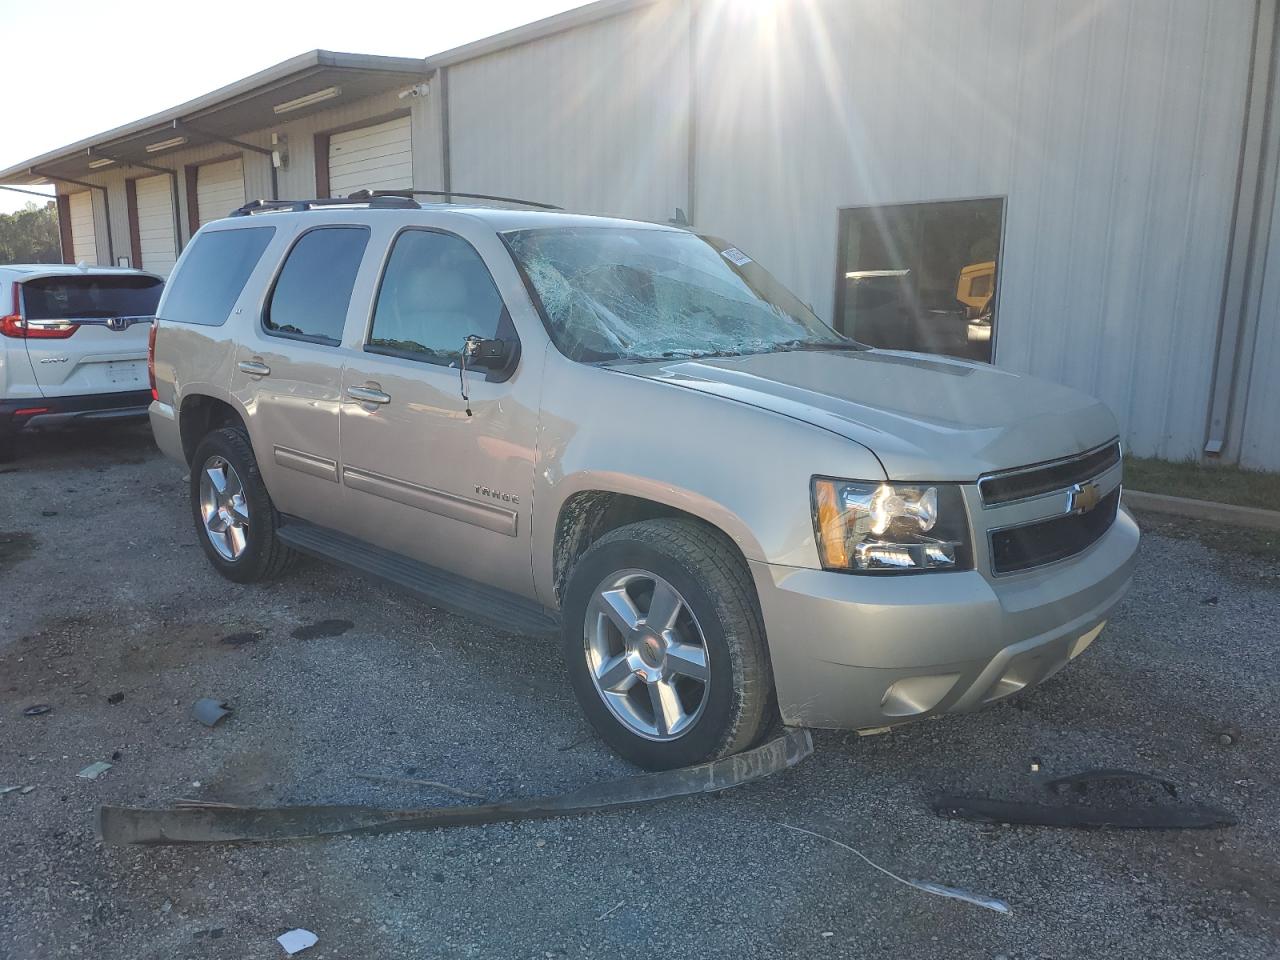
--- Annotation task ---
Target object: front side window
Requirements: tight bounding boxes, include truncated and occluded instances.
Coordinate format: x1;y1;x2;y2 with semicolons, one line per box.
367;230;506;366
502;227;848;363
161;227;274;326
836;198;1003;362
264;226;369;344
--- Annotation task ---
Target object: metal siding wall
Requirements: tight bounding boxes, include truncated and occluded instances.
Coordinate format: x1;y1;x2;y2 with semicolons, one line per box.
446;6;690;221
692;0;1254;461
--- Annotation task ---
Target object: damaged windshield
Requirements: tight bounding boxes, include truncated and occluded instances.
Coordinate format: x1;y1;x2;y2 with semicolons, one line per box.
502;226;854;363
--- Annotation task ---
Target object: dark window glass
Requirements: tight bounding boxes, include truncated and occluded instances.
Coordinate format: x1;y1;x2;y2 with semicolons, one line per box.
264;227;369;344
836;198;1003;362
160;227;273;326
368;230;505;365
22;274;163;320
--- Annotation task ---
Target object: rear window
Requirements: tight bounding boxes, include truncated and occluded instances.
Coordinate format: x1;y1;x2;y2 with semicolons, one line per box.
161;227;275;326
22;275;163;321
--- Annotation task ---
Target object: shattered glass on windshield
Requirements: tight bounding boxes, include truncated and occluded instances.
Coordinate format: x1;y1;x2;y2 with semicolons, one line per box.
503;227;853;363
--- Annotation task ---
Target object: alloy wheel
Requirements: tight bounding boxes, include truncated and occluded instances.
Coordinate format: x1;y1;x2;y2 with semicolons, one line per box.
584;569;711;740
198;456;250;561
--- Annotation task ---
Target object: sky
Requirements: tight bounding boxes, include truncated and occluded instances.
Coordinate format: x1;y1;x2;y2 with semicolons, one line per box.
0;0;584;214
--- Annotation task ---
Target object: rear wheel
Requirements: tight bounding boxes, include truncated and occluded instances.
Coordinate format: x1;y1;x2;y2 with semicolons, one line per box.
190;427;294;583
561;518;775;770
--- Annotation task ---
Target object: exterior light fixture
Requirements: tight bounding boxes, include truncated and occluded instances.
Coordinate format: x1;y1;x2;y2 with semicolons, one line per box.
145;136;188;153
272;86;341;114
87;157;116;169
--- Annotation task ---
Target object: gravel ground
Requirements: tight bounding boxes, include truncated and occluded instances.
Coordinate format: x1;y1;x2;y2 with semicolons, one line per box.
1;424;1277;959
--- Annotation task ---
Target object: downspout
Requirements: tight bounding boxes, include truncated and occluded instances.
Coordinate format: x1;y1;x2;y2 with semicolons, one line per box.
30;169;115;265
686;0;698;226
1203;0;1279;457
88;150;185;257
439;65;452;202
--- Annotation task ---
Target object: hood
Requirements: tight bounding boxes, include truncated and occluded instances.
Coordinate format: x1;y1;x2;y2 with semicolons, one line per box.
608;349;1119;481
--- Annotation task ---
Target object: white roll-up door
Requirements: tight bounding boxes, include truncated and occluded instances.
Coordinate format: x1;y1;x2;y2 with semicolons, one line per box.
328;116;413;196
135;174;177;276
68;191;97;265
196;157;246;226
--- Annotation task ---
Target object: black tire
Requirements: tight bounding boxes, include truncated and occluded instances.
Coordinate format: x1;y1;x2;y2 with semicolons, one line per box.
561;517;775;770
0;431;15;464
189;426;295;584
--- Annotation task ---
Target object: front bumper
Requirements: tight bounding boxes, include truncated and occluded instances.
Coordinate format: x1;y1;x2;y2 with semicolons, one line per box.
752;506;1140;729
2;390;152;432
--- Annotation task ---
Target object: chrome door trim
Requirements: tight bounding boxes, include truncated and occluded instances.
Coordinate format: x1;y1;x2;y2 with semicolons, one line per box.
274;445;339;482
342;465;518;537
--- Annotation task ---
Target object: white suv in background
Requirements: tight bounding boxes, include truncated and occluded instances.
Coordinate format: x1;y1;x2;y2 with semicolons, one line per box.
0;264;164;456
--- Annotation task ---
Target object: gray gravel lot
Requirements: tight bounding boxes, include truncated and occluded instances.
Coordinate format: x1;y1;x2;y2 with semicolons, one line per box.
1;424;1277;959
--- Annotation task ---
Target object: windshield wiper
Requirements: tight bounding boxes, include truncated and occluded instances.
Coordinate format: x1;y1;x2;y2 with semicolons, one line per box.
768;338;868;353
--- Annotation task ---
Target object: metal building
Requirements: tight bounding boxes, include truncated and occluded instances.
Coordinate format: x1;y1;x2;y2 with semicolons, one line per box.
2;0;1276;469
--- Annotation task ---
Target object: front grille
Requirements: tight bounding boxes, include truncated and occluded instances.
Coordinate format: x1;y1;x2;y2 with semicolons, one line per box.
989;488;1120;574
979;441;1120;506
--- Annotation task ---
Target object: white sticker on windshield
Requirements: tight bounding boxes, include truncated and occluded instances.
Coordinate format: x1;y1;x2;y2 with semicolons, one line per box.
720;247;752;267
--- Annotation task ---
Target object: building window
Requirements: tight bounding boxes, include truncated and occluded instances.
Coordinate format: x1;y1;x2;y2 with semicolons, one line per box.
835;198;1003;362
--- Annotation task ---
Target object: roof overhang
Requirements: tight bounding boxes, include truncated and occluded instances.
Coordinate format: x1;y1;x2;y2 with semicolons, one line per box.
0;50;430;185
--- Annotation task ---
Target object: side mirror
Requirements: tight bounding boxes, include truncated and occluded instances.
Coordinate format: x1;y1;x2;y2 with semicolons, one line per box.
463;336;511;370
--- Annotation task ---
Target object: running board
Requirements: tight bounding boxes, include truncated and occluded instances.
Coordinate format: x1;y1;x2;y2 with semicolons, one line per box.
277;519;561;638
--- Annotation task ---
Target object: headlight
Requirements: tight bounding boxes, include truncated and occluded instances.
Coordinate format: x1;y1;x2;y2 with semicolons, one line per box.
811;478;971;573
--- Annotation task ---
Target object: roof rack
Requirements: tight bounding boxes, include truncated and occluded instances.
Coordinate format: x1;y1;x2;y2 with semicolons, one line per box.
229;195;422;217
361;188;561;211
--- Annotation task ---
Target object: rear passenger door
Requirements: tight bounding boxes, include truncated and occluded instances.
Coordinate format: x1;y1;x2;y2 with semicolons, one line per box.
230;225;369;523
337;227;540;600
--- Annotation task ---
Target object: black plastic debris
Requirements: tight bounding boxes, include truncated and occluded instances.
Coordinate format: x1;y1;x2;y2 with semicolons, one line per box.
934;768;1237;830
22;704;52;717
106;692;125;705
97;729;813;845
220;631;262;646
192;698;232;728
290;619;354;640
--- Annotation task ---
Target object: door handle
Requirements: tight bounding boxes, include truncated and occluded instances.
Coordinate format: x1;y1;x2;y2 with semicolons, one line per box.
347;385;391;405
238;359;271;377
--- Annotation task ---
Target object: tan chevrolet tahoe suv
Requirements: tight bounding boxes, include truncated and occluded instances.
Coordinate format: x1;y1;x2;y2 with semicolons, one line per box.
149;195;1139;770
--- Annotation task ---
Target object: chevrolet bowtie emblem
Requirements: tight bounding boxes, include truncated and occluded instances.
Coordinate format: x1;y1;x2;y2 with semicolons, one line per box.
1066;481;1101;515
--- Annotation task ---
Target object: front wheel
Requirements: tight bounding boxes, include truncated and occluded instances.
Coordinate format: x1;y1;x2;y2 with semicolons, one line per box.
189;427;295;583
561;518;775;770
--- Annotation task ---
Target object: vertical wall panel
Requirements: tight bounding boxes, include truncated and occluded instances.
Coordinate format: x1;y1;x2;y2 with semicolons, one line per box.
67;191;97;265
693;0;1255;461
447;5;690;222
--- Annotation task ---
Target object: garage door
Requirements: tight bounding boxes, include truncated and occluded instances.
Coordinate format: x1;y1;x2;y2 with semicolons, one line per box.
68;191;97;265
196;157;246;226
135;174;178;276
328;116;413;196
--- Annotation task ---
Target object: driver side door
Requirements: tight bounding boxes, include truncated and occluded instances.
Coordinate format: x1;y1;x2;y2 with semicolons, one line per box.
337;227;540;600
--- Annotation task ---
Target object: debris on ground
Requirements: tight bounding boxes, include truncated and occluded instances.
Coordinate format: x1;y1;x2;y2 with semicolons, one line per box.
595;901;623;921
97;729;813;845
220;631;262;646
290;619;354;640
934;768;1237;830
277;928;318;955
106;692;125;705
0;786;20;797
353;773;486;800
777;822;1012;915
192;698;232;728
22;704;52;717
77;762;113;781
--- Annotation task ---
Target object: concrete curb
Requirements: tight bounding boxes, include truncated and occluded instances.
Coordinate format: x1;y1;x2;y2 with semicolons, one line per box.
1123;489;1280;532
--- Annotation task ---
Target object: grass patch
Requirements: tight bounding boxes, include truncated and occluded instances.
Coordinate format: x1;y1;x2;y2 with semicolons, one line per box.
1125;456;1280;511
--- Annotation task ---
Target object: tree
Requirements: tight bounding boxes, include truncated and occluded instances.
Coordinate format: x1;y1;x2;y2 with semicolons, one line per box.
0;202;61;264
